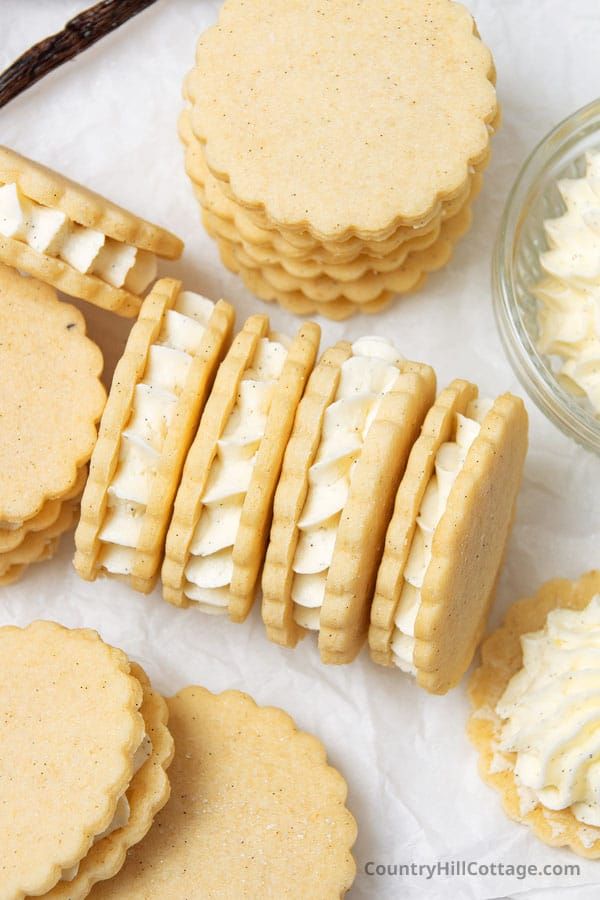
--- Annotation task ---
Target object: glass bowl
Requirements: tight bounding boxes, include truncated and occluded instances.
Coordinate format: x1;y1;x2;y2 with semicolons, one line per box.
493;97;600;455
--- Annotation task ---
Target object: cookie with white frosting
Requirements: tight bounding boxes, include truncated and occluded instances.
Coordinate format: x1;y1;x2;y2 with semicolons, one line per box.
370;382;528;693
262;336;435;662
162;314;320;620
91;686;356;899
74;278;234;593
0;146;183;317
0;620;173;899
468;570;600;858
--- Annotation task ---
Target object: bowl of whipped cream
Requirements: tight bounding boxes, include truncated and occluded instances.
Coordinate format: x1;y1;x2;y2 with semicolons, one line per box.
493;97;600;454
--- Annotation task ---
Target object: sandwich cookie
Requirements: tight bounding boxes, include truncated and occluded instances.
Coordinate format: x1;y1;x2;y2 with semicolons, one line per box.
0;146;183;317
468;571;600;858
262;336;435;663
74;279;234;593
91;686;357;899
0;621;173;899
162;315;320;619
370;382;528;693
0;264;105;583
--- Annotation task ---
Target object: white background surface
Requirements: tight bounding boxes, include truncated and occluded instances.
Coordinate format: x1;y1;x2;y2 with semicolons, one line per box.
1;2;599;898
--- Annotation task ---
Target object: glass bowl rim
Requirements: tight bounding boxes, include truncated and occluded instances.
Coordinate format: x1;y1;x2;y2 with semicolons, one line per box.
492;96;600;455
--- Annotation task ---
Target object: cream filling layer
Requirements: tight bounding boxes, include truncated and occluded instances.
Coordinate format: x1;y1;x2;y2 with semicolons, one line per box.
535;151;600;415
496;596;600;829
290;336;403;632
61;733;152;882
98;291;215;574
0;181;157;294
183;334;289;612
391;397;493;673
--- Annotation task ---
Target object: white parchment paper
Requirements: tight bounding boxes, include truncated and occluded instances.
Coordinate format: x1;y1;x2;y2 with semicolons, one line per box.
2;2;599;897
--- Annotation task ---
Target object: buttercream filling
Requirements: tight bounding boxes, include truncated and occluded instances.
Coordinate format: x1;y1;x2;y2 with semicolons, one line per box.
495;596;600;830
183;333;289;612
98;291;215;574
391;397;493;673
290;336;403;632
0;181;157;293
535;151;600;415
61;733;152;882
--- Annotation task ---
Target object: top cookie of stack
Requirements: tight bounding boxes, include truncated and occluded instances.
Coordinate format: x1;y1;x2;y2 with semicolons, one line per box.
182;0;498;319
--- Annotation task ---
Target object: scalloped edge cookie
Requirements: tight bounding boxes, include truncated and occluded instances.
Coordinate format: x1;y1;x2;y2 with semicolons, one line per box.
0;466;86;554
74;278;234;593
369;379;478;665
468;571;600;858
162;315;320;620
374;392;528;694
43;662;174;900
0;621;145;899
90;686;357;899
0;146;183;317
262;347;436;662
187;0;497;239
0;264;105;524
180;105;481;263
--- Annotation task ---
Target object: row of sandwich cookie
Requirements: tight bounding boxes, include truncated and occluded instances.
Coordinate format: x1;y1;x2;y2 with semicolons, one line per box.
73;278;528;694
0;145;183;317
180;0;498;318
0;264;106;585
2;620;355;900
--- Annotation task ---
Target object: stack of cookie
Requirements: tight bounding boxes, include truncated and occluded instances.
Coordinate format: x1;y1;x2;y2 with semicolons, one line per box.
0;264;105;585
181;0;498;319
1;620;173;898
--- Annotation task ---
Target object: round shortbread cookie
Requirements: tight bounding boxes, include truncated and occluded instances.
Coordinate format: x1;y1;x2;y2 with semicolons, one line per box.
0;264;105;524
0;621;145;900
468;571;600;858
91;686;357;899
188;0;496;239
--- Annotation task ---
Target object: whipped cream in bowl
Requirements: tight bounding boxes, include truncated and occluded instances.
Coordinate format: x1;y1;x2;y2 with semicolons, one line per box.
493;97;600;454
